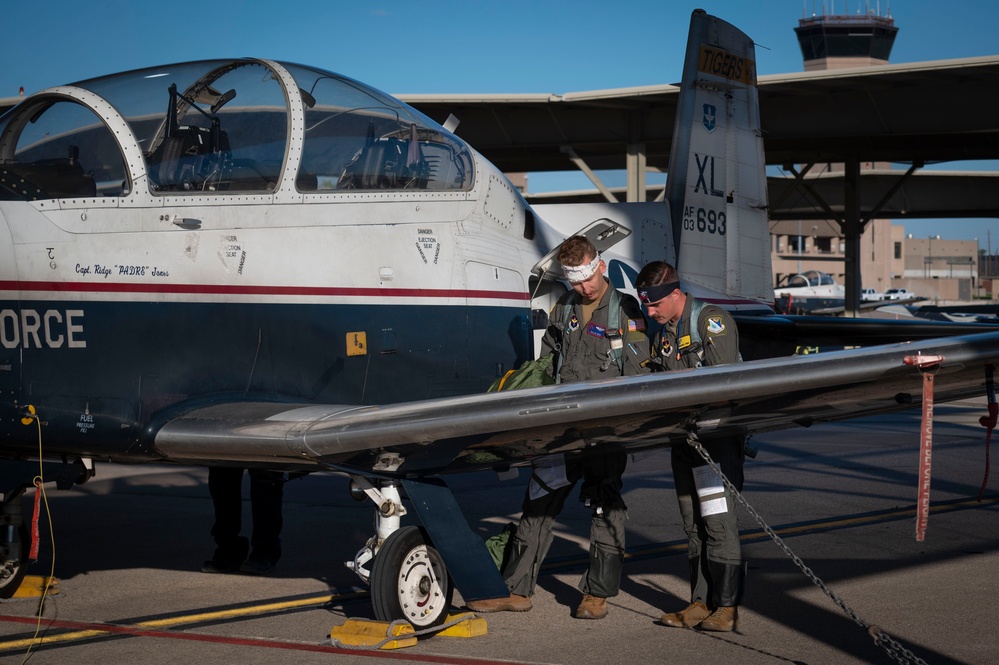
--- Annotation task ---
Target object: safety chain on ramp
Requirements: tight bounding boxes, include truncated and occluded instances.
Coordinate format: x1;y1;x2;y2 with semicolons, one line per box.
686;431;929;665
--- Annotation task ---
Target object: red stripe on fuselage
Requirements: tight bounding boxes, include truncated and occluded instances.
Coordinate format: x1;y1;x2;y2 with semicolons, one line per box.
0;280;529;301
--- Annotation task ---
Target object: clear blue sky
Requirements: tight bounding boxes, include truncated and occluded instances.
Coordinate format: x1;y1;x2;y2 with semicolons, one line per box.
5;1;998;245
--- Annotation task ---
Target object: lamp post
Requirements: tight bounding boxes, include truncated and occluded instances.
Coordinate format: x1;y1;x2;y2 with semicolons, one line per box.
975;237;980;298
797;220;802;273
926;235;933;278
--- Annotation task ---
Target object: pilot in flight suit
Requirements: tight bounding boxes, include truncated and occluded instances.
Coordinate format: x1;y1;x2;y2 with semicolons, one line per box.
636;260;745;632
467;235;649;620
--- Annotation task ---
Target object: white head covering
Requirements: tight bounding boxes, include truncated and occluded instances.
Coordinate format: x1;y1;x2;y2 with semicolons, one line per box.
561;253;601;283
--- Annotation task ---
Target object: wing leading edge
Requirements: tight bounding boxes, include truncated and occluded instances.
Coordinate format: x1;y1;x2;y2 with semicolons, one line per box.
151;331;999;475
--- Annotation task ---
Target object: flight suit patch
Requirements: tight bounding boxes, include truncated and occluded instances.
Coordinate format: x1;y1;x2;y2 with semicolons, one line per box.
679;334;691;349
706;316;726;334
627;319;646;332
585;322;606;338
567;314;580;332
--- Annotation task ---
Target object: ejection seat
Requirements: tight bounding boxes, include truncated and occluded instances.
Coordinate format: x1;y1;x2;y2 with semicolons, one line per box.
0;145;96;200
146;126;228;191
337;135;429;190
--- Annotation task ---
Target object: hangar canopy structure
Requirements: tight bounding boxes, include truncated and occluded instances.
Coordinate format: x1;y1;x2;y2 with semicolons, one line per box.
400;55;999;312
401;56;999;190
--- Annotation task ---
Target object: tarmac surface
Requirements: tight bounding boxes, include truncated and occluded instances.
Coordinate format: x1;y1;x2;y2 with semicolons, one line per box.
1;398;997;664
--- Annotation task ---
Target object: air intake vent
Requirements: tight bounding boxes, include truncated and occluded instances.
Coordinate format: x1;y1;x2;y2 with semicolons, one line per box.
523;209;536;240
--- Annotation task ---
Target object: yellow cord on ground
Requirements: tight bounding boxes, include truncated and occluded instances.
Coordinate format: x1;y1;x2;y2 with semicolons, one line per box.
21;409;57;663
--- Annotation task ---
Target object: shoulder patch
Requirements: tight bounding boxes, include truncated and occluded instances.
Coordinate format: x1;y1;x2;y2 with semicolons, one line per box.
627;318;646;332
705;316;726;335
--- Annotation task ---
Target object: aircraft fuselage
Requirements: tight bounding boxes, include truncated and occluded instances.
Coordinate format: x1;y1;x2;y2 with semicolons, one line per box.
0;59;539;464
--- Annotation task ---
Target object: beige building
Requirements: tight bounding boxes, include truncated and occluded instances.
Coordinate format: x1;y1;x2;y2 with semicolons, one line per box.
771;217;900;294
770;219;981;302
900;235;980;301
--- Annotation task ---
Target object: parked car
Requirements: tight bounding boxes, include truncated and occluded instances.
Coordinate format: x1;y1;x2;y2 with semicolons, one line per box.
884;288;916;300
860;288;885;301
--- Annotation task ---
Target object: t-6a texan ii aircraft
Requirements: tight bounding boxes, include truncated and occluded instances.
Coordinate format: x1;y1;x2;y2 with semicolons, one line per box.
2;10;998;627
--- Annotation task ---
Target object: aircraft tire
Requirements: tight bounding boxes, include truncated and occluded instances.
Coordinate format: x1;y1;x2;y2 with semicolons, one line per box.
370;525;453;629
0;524;29;600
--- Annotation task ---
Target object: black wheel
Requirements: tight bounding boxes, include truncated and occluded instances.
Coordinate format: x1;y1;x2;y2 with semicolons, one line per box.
0;524;29;600
370;525;453;629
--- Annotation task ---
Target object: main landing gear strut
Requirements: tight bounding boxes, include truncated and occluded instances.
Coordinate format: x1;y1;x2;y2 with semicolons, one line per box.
344;456;453;629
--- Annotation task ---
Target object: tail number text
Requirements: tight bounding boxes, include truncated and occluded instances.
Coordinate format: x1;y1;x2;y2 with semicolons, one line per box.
682;207;727;236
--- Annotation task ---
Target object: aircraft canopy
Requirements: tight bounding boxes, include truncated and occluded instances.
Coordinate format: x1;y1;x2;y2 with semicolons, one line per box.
0;59;474;200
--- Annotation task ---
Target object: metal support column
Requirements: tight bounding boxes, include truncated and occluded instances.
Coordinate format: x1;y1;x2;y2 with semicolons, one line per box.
626;112;647;203
842;158;862;317
626;142;647;202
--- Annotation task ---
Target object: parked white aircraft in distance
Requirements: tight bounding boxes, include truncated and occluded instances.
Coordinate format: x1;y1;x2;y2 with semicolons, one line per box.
2;9;998;627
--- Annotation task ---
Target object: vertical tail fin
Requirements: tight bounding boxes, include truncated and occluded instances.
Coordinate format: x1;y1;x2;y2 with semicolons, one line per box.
666;10;772;309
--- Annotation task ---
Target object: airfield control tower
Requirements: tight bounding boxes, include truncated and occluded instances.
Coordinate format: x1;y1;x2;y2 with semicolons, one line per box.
773;6;902;310
794;10;898;71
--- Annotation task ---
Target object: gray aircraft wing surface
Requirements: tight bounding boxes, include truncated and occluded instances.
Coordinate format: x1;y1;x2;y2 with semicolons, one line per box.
151;330;999;475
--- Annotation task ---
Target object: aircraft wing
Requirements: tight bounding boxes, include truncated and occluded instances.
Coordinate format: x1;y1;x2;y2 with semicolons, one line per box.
736;315;999;355
151;331;999;475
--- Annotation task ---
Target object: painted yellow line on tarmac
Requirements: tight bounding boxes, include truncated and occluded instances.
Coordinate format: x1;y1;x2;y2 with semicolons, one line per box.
0;629;107;651
134;593;336;629
0;591;350;651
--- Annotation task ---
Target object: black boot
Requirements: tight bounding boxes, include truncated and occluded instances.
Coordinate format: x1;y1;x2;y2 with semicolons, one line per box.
500;536;539;596
580;540;623;599
707;559;744;607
